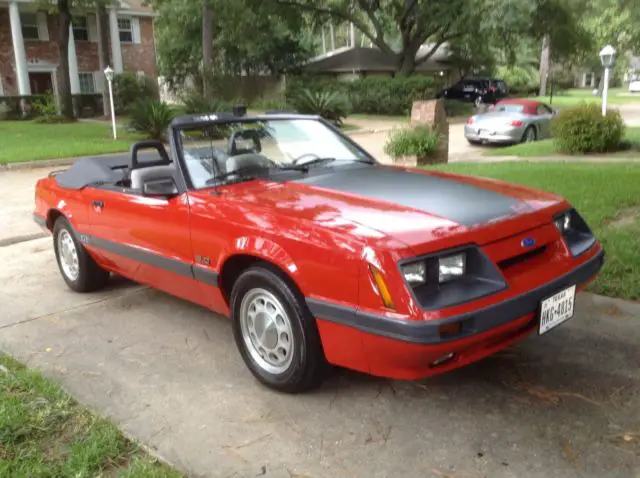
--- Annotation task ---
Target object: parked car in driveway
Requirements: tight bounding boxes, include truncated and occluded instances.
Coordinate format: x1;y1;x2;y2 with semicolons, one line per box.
437;77;508;105
33;110;604;393
465;98;556;145
629;79;640;93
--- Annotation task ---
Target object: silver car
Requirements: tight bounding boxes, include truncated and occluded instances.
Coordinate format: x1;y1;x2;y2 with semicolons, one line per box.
464;99;556;145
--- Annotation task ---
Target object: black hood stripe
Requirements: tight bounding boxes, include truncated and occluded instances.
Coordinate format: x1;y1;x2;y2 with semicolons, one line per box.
292;166;524;227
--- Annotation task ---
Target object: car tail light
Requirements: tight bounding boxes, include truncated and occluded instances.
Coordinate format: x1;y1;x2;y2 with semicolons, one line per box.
467;116;475;124
511;120;523;127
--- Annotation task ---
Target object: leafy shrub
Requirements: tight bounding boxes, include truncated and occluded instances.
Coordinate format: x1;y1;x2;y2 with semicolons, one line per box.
496;65;539;95
179;89;232;115
286;75;441;116
113;72;159;115
33;114;73;124
288;89;350;126
384;125;441;160
33;92;59;118
443;99;475;118
551;103;625;154
250;96;288;111
127;99;175;141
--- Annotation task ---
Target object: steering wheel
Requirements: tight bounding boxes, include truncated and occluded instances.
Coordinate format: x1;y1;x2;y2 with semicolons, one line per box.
291;153;320;165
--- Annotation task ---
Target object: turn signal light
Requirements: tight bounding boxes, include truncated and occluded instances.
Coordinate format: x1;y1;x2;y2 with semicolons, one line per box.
369;265;395;310
511;120;523;127
439;321;462;338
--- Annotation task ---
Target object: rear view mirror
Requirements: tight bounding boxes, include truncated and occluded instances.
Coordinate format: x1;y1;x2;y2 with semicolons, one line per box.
143;177;178;197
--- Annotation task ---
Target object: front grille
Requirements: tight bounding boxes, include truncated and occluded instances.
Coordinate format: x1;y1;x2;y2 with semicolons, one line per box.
498;246;547;270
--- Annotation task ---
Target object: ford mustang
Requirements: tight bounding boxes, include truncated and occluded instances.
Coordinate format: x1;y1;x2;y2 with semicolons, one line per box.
33;111;605;393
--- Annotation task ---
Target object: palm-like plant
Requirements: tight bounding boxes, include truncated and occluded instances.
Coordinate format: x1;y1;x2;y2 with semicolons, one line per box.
289;89;350;126
128;99;175;141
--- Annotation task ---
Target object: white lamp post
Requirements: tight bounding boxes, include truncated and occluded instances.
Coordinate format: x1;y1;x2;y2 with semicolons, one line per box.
599;45;617;116
104;65;117;139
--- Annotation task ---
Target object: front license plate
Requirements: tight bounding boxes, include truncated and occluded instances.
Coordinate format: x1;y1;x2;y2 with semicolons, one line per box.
538;285;576;335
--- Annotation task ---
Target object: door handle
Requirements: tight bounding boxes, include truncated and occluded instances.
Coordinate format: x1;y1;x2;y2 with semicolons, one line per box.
92;200;104;209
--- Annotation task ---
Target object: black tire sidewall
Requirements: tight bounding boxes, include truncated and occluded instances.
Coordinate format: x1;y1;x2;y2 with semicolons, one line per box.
230;267;315;391
522;126;536;143
53;217;84;291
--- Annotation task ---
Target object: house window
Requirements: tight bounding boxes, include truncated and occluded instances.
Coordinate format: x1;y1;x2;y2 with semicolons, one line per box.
117;17;133;43
72;16;89;41
20;13;40;40
79;73;95;94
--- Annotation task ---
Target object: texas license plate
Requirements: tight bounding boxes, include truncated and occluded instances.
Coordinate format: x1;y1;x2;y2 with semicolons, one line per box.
538;285;576;335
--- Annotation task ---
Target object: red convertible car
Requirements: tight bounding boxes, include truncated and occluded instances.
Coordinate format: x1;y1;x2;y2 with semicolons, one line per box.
33;111;605;393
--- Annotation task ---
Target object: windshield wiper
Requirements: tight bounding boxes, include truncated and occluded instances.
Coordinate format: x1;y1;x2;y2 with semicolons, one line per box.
278;157;337;172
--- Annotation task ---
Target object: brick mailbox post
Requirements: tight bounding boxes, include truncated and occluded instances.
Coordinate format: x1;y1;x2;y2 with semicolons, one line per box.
409;99;449;165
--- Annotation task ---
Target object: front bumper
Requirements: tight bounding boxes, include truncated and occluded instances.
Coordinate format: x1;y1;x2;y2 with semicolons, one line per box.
310;246;604;379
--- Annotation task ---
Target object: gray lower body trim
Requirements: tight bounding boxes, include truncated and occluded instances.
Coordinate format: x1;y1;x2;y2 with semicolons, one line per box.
33;213;47;227
85;235;219;286
307;248;605;345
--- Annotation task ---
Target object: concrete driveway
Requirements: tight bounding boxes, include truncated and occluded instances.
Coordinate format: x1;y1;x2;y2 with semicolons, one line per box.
1;235;639;478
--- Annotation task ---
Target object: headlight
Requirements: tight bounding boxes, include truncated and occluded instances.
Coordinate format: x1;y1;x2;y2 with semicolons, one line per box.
401;252;467;286
402;261;427;285
554;211;571;232
439;253;466;283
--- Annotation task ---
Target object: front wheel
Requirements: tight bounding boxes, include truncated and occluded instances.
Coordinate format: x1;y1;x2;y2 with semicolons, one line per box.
230;265;326;393
53;217;110;292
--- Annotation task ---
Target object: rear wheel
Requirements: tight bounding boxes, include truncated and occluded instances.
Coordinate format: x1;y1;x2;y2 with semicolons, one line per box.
53;217;110;292
230;265;326;393
521;126;537;143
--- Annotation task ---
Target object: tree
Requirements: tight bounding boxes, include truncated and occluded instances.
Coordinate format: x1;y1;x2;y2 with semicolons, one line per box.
202;1;214;100
149;0;314;92
40;0;111;119
269;0;486;76
56;0;74;118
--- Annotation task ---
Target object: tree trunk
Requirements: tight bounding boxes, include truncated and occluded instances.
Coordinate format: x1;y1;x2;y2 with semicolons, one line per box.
538;35;551;96
57;0;74;119
202;2;213;100
96;5;110;116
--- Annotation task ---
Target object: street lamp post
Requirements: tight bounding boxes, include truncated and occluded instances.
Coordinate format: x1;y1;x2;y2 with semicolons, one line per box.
599;45;617;117
104;66;117;139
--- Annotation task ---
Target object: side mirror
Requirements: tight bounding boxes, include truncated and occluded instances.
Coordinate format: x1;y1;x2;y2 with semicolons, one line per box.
143;176;178;197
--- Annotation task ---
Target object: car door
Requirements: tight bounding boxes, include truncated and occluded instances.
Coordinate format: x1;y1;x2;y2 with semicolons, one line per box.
535;104;555;138
82;183;208;308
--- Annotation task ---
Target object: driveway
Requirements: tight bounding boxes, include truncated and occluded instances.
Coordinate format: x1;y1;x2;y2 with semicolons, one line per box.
1;237;639;478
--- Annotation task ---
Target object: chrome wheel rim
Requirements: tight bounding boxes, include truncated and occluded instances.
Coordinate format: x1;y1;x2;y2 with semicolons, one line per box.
239;288;294;374
57;230;79;281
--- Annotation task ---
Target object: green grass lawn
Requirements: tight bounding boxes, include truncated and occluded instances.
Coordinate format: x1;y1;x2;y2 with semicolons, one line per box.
0;121;142;164
485;126;640;157
528;87;640;107
0;354;183;477
432;162;640;301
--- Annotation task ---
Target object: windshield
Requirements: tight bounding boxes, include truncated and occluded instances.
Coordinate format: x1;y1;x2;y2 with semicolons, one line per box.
177;118;371;188
492;104;524;113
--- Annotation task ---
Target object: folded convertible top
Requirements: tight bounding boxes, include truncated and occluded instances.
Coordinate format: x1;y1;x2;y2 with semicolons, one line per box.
54;155;130;190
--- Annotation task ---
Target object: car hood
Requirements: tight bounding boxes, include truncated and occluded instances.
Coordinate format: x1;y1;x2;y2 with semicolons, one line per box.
218;165;563;249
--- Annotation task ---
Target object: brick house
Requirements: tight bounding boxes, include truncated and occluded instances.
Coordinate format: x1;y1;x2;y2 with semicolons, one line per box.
0;0;157;109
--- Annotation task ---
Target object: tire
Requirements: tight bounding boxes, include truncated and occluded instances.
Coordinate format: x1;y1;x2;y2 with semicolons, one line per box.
230;264;326;393
53;216;110;293
467;139;482;146
521;126;537;143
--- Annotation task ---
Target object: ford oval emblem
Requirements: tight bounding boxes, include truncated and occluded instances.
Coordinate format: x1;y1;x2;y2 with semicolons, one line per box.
521;237;536;248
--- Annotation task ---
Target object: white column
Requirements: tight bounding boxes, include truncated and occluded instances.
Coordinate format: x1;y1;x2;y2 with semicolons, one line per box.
108;8;123;72
68;24;80;94
8;1;30;95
